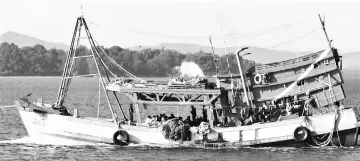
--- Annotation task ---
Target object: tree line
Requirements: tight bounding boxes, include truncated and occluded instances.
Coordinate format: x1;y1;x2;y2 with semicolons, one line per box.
0;42;256;77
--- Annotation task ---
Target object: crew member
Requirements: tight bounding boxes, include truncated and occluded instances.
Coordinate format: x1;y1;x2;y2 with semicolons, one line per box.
202;105;208;122
129;103;134;122
190;105;197;122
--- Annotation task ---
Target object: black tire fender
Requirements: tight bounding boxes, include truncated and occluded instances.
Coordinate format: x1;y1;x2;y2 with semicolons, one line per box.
293;126;310;143
113;130;129;146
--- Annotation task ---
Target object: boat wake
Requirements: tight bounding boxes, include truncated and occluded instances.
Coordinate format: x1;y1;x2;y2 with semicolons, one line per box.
0;137;34;144
0;136;107;146
0;137;354;151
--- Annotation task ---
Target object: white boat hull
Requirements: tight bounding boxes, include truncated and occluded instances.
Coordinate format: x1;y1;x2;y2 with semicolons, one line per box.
17;103;360;147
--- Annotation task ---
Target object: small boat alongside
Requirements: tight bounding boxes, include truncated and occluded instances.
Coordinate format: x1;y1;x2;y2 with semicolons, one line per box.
14;15;360;147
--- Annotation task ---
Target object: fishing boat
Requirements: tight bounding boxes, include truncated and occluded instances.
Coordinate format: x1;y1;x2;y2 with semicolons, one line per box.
14;15;360;147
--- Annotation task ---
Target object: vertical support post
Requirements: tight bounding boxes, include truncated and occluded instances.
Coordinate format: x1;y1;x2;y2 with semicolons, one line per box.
207;105;214;128
133;93;142;124
97;77;101;119
205;95;214;128
236;51;250;107
328;73;337;106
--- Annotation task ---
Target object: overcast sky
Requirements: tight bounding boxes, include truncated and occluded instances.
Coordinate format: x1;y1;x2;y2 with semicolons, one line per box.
0;0;359;52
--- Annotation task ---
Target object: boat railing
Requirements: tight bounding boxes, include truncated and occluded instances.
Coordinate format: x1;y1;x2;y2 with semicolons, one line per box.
255;50;326;73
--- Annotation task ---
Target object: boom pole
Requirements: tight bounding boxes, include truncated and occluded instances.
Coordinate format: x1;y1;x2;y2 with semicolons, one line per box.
318;14;332;49
209;36;219;76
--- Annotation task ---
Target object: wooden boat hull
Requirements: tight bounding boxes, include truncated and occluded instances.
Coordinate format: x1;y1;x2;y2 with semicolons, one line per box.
16;103;360;147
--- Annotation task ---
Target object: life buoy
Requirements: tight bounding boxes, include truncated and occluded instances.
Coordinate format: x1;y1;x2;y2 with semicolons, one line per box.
254;74;262;85
293;126;310;143
324;59;329;65
113;130;129;146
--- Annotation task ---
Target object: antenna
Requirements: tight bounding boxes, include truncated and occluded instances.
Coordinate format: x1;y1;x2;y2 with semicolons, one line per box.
81;4;84;16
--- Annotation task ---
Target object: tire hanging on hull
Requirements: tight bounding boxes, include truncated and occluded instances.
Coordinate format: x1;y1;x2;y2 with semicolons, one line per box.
113;130;130;146
293;126;311;143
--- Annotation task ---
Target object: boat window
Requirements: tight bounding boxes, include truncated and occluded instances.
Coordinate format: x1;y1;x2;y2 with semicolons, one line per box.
303;57;310;61
311;54;318;59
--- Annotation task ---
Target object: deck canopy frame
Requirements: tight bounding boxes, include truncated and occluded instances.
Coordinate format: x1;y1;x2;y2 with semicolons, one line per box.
118;88;221;106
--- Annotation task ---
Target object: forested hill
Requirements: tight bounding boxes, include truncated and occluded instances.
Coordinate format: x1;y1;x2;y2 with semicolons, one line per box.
0;42;256;77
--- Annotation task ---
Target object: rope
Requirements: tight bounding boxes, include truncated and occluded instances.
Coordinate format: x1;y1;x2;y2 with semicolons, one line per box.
83;22;144;82
215;23;298;40
85;16;301;43
270;28;320;48
126;23;299;41
94;40;145;82
310;108;341;147
90;46;118;78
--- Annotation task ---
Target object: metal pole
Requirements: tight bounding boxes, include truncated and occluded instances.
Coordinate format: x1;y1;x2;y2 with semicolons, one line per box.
318;14;332;48
82;18;127;120
81;17;118;126
59;18;84;106
55;17;80;106
209;36;219;76
97;77;101;119
236;50;250;107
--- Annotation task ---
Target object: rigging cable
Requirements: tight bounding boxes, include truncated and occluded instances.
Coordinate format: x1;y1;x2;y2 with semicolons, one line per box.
269;28;320;48
86;16;300;42
127;23;299;41
213;23;299;40
84;21;144;81
95;52;118;78
94;40;145;82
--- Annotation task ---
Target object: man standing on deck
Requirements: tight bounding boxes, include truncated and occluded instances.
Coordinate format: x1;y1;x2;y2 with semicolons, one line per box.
190;105;197;122
129;103;134;122
202;105;208;122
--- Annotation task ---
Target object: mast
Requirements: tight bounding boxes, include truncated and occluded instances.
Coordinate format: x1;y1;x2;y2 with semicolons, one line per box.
318;14;332;49
318;14;346;103
55;17;83;107
54;16;127;124
209;36;219;76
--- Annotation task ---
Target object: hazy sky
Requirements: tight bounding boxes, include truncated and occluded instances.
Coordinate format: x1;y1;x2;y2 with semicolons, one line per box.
1;0;359;52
